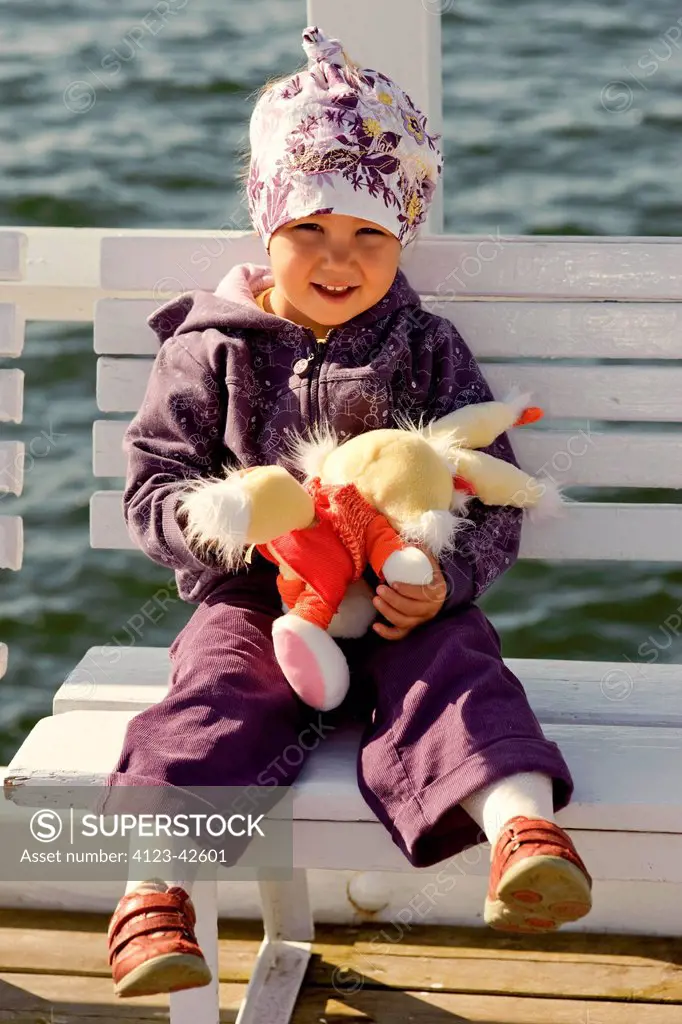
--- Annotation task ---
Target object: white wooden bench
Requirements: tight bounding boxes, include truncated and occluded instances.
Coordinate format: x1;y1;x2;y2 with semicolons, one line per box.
3;4;682;1021
3;225;682;1023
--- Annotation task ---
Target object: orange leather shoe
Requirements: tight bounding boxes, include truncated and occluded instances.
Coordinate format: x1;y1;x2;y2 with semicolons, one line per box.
108;885;212;997
485;816;593;933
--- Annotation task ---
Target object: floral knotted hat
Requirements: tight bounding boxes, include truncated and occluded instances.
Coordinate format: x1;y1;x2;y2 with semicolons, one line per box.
246;25;443;251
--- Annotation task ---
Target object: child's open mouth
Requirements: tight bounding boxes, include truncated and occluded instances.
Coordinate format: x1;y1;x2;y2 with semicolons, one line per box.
312;283;358;301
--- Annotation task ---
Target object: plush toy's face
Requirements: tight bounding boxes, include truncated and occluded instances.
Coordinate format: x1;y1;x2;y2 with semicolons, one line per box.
318;429;454;530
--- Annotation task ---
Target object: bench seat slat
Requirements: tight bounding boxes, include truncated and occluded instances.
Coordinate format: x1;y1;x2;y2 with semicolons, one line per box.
54;647;682;728
101;235;682;299
89;491;682;561
92;419;682;488
95;357;682;422
95;297;682;360
4;711;682;836
291;821;682;879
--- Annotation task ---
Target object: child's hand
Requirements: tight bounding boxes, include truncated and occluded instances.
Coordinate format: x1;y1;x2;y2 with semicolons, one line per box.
372;549;448;640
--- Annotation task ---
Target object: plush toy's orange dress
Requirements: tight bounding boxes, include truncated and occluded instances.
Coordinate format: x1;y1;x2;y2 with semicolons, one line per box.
255;477;406;629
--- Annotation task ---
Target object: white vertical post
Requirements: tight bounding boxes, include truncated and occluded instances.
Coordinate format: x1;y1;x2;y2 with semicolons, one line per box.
306;0;445;234
169;877;220;1024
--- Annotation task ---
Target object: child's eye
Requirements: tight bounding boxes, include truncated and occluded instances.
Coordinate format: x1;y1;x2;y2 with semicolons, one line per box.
293;224;384;236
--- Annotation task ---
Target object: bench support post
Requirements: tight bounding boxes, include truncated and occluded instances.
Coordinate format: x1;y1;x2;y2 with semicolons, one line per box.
169;876;220;1023
235;869;314;1024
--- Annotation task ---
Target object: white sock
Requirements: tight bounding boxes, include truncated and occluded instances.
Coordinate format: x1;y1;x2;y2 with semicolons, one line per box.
125;876;171;895
460;771;555;848
124;833;200;896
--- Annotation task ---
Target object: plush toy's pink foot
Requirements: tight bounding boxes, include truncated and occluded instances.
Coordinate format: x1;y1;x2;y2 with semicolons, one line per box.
271;615;350;712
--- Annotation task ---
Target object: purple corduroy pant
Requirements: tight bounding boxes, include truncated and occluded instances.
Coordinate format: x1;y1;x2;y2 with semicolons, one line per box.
100;566;573;868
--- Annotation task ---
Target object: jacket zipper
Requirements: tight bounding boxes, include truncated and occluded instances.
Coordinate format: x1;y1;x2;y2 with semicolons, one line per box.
308;327;335;428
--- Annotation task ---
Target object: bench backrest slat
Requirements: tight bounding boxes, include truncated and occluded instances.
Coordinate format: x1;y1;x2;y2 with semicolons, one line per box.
0;232;26;282
0;370;25;425
0;516;23;571
93;422;681;489
101;235;682;299
95;297;682;360
0;306;24;358
89;491;677;562
95;356;682;423
0;440;26;497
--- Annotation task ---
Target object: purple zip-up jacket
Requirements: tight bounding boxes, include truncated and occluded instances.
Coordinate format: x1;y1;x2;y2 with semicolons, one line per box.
123;262;523;607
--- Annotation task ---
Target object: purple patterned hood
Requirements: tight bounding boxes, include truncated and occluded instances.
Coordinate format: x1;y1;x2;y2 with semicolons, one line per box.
123;262;522;605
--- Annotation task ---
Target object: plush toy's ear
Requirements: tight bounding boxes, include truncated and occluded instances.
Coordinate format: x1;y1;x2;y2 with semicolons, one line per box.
177;468;253;572
426;392;543;450
178;464;315;571
452;448;564;515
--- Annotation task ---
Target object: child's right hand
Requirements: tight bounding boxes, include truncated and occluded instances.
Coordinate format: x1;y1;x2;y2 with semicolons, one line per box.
372;549;447;640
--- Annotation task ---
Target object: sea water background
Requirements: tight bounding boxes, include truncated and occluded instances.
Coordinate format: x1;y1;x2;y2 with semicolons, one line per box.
1;0;682;763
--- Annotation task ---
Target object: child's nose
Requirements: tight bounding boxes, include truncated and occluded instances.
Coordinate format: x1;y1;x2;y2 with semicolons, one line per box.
322;238;354;263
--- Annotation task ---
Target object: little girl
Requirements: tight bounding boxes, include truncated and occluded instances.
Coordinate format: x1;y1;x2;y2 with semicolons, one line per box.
105;26;592;1000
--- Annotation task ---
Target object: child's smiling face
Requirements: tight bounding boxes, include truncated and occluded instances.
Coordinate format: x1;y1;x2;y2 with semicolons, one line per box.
267;213;402;333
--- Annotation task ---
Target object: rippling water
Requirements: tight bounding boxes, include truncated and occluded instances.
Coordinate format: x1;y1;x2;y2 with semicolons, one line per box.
1;0;681;763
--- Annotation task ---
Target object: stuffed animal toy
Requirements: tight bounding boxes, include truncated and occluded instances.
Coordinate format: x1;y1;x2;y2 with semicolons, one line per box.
178;392;563;711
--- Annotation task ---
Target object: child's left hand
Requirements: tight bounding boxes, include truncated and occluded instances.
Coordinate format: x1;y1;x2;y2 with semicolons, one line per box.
372;549;448;640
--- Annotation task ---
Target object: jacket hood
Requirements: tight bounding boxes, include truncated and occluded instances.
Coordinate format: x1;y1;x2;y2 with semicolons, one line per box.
146;262;422;345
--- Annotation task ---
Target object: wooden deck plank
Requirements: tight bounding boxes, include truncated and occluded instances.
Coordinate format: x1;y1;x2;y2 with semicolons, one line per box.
2;983;679;1024
0;1017;170;1023
291;989;682;1022
0;975;679;1024
1;931;680;1004
0;912;679;1013
5;975;676;1024
2;909;682;960
0;1017;167;1024
0;973;246;1020
307;953;682;1003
